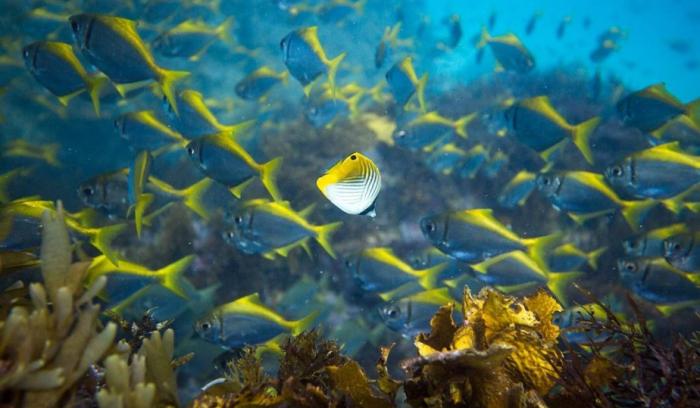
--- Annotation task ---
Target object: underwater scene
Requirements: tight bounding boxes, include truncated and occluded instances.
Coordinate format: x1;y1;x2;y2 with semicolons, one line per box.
1;0;700;406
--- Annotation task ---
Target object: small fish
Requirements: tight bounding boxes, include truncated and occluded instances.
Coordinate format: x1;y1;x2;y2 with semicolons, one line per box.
128;150;153;237
304;87;363;128
589;39;618;63
316;152;381;217
504;95;600;164
420;208;559;264
616;83;693;133
664;231;700;273
86;254;193;298
379;287;459;338
345;247;448;296
235;66;289;101
69;13;189;113
374;23;408;69
318;0;366;23
623;223;689;258
618;257;700;306
476;28;535;74
152;17;234;61
224;198;341;258
547;244;607;272
605;142;700;199
556;16;572;39
165;89;242;138
185;127;282;200
22;41;107;115
498;170;537;208
536;171;658;230
457;144;490;179
4;139;60;167
195;292;318;349
393;111;476;150
115;110;187;151
424;143;468;176
385;57;428;111
440;14;462;49
525;11;542;35
650;114;700;146
470;250;582;303
280;26;345;94
488;11;497;30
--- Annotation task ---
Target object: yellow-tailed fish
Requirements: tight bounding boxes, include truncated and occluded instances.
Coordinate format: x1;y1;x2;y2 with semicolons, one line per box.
616;83;698;132
235;66;289;101
393;111;476;151
115;110;187;152
477;28;535;73
128;150;153;237
385;56;428;111
4;139;60;167
152;16;235;61
316;152;381;217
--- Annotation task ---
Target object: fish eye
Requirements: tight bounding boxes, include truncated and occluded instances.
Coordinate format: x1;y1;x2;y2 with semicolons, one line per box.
70;20;78;33
611;166;623;177
541;176;551;186
397;130;406;138
201;322;210;331
386;305;400;318
234;215;243;224
224;231;235;240
350;154;357;160
82;187;94;196
425;221;436;233
187;146;195;156
344;259;353;268
23;48;29;59
624;261;637;272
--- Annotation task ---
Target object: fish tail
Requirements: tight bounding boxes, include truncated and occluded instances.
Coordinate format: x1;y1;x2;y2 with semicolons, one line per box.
157;255;194;299
586;246;607;270
454;112;477;138
571;116;600;165
92;223;127;266
525;232;562;270
476;26;490;48
326;52;346;96
655;299;700;317
157;69;190;116
260;157;283;201
418;261;449;289
183;178;214;219
686;97;700;122
313;221;343;259
291;310;320;335
85;74;108;116
346;91;364;119
546;271;583;306
57;89;85;107
134;192;155;238
416;73;428;112
256;334;285;357
621;199;657;231
217;16;236;45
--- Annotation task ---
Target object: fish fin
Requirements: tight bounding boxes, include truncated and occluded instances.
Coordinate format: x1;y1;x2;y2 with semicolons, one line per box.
299;238;313;259
326;52;346;97
346;91;365;119
229;178;254;199
157;255;194;299
113;80;152;97
298;203;316;219
568;210;614;225
686;98;700;123
476;26;490;48
378;281;422;302
43;144;61;167
453;112;476;138
313;221;342;259
85;74;108;116
92;223;127;266
274;240;303;257
262;251;277;260
525;233;562;270
260;157;283;201
157;69;190;116
142;202;174;226
183;178;214;219
418;262;449;289
539;138;568;162
685;202;700;213
655;299;700;317
255;334;285;358
216;16;236;46
134;193;155;238
415;73;428;113
57;89;84;107
546;271;584;306
586;246;607;270
107;284;154;316
291;310;319;335
571;116;600;165
621;199;657;231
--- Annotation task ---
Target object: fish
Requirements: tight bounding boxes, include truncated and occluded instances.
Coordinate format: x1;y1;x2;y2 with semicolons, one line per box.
345;247;449;297
22;40;107;115
623;223;689;258
420;208;559;265
304;86;364;128
86;254;194;299
68;13;189;113
280;26;346;95
424;143;468;176
385;57;428;111
469;250;582;303
504;96;600;164
498;170;537;208
663;231;700;273
235;66;289;101
128;150;153;237
618;257;700;312
224;198;341;259
547;244;607;272
379;287;459;338
3;139;60;167
152;17;234;61
525;11;542;35
589;39;618;63
605;142;700;199
185;127;282;200
457;144;490;179
318;0;366;24
115;110;187;151
476;28;535;74
393;111;476;150
374;23;409;70
0;168;32;203
650;114;700;147
615;83;693;133
536;170;658;230
316;152;381;216
194;292;318;349
556;16;572;39
439;14;462;49
165;89;246;138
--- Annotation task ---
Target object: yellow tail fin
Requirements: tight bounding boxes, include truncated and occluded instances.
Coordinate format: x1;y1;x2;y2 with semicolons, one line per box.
621;199;657;231
525;232;562;270
415;73;428;112
476;26;491;48
313;221;342;259
85;74;108;116
157;255;194;299
134;193;154;238
291;310;320;335
326;52;346;97
655;299;700;317
217;16;236;46
417;262;449;289
260;157;283;201
158;69;190;116
546;271;584;306
571;116;600;165
454;112;477;138
92;223;127;266
586;246;607;270
183;178;214;219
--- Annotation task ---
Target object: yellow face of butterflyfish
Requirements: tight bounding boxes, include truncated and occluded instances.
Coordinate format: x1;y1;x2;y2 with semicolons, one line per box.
316;152;381;217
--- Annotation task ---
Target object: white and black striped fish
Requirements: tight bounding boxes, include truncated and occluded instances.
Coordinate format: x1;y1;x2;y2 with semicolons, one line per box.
316;152;381;217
